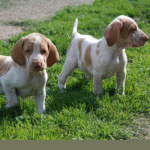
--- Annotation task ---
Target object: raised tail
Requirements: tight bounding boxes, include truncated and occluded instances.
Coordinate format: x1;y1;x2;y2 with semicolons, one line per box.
72;18;79;37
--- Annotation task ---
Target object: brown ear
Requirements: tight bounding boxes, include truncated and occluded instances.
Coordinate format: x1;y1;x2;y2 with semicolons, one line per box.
104;20;123;47
120;20;134;39
47;39;59;67
11;37;26;66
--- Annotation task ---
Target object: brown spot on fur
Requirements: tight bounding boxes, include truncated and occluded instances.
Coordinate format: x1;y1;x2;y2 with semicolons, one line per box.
96;49;100;55
81;61;90;74
96;41;101;55
78;38;85;59
0;56;12;76
84;44;92;66
23;38;34;59
97;41;101;48
67;42;72;52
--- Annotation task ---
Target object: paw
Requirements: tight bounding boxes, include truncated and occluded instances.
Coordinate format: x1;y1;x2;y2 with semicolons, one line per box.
93;88;103;99
4;102;19;109
4;103;10;109
93;89;103;95
59;87;66;94
122;92;125;96
94;93;103;99
58;82;66;90
58;82;66;93
37;108;46;114
117;89;125;96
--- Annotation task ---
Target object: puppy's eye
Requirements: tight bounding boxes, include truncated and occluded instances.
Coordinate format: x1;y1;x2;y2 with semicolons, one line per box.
42;50;46;54
132;28;137;32
26;50;30;53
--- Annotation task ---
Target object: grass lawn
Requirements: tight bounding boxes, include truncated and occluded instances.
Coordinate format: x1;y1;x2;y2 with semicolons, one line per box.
0;0;150;140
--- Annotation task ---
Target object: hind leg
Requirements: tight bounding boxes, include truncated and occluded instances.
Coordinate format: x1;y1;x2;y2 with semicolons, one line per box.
58;57;77;91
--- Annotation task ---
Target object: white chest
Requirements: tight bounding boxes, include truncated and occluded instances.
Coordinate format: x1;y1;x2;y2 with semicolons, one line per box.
1;67;48;97
93;50;127;80
101;58;121;79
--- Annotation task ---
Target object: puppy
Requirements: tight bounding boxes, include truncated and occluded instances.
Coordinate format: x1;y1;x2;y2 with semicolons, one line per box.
0;33;59;113
58;15;149;95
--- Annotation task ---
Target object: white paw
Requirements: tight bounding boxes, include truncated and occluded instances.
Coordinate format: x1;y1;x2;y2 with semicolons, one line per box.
93;89;103;95
58;82;66;93
37;108;46;114
4;103;11;109
4;102;19;109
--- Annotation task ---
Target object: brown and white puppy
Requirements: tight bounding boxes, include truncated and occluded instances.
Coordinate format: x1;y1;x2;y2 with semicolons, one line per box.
58;15;149;95
0;33;59;113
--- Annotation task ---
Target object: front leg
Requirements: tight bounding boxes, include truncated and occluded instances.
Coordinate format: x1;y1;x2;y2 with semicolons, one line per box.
2;85;19;109
93;72;103;95
35;88;46;114
116;68;126;95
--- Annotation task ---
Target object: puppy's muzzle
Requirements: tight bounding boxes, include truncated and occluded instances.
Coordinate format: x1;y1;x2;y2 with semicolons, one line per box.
133;33;149;47
141;34;149;45
31;61;44;71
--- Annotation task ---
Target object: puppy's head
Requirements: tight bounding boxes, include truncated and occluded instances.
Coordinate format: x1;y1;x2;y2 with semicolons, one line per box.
104;15;149;47
11;33;59;72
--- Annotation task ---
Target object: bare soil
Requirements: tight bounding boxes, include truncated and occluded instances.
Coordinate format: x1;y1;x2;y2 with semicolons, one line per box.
0;0;94;40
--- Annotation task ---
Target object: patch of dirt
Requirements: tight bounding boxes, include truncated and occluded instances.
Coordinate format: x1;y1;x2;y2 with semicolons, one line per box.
0;0;95;40
0;25;22;40
127;116;150;140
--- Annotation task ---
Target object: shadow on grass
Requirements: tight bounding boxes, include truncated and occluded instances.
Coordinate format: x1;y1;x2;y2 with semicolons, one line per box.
0;77;117;124
46;77;117;115
0;97;37;125
0;105;23;125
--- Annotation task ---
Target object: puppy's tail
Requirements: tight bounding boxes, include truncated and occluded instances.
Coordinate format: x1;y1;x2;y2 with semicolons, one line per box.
72;18;79;38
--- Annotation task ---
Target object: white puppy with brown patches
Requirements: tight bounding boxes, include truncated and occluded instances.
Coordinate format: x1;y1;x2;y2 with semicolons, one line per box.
58;15;149;95
0;33;59;113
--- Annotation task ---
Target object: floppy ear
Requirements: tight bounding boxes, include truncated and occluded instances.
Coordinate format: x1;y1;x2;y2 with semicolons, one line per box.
120;20;134;39
47;39;59;67
104;20;123;47
11;37;26;66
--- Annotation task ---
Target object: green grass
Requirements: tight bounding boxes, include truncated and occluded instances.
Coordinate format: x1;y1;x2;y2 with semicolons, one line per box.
0;0;150;140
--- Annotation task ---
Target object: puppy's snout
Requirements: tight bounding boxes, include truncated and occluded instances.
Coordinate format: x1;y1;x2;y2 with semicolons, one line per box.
34;62;41;69
32;62;43;70
142;34;149;41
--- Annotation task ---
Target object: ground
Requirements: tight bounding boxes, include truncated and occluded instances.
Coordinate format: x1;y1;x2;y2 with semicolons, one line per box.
0;0;94;40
